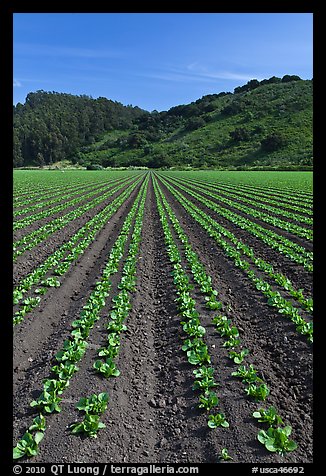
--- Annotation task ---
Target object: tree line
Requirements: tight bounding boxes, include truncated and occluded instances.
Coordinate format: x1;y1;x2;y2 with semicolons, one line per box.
13;91;146;167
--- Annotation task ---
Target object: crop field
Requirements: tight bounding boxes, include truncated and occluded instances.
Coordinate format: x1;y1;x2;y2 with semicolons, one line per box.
13;169;313;464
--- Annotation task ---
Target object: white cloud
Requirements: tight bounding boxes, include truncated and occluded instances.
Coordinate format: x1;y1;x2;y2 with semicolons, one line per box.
140;64;262;84
13;79;22;87
185;62;262;82
15;42;123;59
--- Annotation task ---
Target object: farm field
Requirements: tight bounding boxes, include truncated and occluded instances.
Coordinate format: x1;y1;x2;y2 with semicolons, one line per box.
13;169;313;464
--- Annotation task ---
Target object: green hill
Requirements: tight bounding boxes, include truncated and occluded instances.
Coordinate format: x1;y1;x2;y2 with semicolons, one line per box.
14;76;313;170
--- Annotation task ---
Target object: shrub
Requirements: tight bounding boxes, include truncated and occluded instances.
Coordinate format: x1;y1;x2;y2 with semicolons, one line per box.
86;164;104;170
261;133;287;152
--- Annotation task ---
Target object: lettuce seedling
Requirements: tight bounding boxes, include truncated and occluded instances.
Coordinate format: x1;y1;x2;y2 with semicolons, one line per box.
71;327;92;340
199;280;213;294
98;346;120;358
30;392;62;414
107;333;121;347
231;364;263;384
223;336;241;349
22;297;41;308
212;314;227;325
193;376;218;392
193;366;215;380
70;414;106;438
296;320;313;343
182;321;206;337
118;275;136;291
106;321;127;333
30;385;62;414
41;277;61;288
218;448;233;461
245;383;270;401
187;346;211;365
34;287;47;295
208;413;229;428
253;407;284;426
93;358;120;378
198;391;219;411
258;426;297;455
182;337;204;352
13;431;44;459
28;414;46;432
228;348;249;364
205;295;222;310
13;289;24;304
43;378;68;393
55;339;87;363
76;393;109;415
51;363;78;381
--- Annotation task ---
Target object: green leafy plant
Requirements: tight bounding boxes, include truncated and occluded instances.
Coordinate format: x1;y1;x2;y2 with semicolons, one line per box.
93;358;120;378
98;346;120;358
257;426;297;455
55;339;88;363
184;340;211;365
30;390;62;414
205;295;223;310
41;277;61;287
253;407;284;426
106;321;127;333
34;287;47;295
245;383;270;401
28;414;46;432
70;414;106;438
51;363;78;381
76;393;109;415
223;336;241;349
193;366;215;380
228;348;249;364
198;391;219;411
208;413;229;428
22;297;41;307
13;431;44;459
231;364;263;384
193;376;217;392
218;448;233;461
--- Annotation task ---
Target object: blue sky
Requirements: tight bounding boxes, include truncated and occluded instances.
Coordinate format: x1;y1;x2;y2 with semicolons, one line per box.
13;13;313;112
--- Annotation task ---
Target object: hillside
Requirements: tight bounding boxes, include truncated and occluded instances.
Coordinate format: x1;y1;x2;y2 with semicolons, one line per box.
13;91;147;167
13;76;313;169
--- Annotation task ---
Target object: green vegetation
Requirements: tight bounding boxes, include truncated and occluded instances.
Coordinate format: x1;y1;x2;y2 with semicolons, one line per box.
258;426;297;455
14;76;312;170
218;448;233;461
70;414;106;438
13;169;312;460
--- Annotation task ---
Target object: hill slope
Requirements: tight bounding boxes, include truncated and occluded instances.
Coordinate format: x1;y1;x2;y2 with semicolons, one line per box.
14;76;313;169
13;91;146;167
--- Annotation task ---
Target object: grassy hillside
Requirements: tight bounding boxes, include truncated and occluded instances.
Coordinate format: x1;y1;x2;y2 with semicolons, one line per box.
14;77;312;170
76;78;312;169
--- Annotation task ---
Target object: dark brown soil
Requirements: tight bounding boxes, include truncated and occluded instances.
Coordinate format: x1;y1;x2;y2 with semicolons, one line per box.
13;173;313;464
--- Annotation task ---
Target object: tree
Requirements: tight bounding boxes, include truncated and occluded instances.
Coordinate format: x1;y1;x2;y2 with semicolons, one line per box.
13;129;24;167
281;75;301;83
261;133;287;152
147;151;171;168
35;152;45;166
229;127;250;142
234;79;260;94
185;117;205;131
